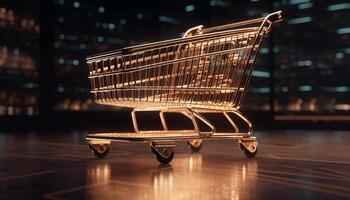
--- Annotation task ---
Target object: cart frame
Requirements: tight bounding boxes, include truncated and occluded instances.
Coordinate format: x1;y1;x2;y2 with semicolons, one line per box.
85;11;284;164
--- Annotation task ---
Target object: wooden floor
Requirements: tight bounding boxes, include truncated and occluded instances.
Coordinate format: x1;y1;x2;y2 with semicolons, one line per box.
0;130;350;200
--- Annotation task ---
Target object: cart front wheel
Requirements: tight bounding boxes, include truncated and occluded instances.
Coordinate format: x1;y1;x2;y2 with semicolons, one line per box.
151;146;174;164
240;140;258;158
155;151;174;164
242;145;258;158
187;139;203;152
89;143;110;158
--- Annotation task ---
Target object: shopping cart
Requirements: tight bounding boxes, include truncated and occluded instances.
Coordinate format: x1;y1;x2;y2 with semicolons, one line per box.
85;11;284;164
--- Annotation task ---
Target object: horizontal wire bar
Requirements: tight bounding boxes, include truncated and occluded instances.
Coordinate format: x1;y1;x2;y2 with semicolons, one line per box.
91;86;245;92
89;45;256;78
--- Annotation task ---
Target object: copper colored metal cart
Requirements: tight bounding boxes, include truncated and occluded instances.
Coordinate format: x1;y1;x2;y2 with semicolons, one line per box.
85;11;284;164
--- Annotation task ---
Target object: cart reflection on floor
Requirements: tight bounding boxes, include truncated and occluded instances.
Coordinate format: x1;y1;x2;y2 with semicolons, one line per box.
84;154;258;199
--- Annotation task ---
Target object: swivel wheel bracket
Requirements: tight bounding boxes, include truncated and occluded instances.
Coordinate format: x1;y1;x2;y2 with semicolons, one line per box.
239;139;258;153
150;140;175;158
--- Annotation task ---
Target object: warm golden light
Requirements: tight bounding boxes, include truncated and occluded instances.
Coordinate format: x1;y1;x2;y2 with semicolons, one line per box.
150;154;258;199
86;162;111;184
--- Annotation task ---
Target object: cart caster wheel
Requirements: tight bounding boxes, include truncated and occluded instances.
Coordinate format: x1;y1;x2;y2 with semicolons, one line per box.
240;140;258;158
156;151;174;164
243;146;258;158
88;143;110;158
187;139;203;152
151;146;174;164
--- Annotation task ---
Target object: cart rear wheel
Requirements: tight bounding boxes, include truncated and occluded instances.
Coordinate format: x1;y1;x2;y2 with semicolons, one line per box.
151;146;174;164
89;143;110;158
187;139;203;152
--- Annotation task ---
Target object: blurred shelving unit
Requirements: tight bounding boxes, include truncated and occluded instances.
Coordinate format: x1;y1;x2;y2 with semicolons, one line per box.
273;0;350;120
0;2;40;116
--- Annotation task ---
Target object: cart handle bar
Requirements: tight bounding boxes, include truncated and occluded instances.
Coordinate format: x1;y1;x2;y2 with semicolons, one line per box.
202;11;284;34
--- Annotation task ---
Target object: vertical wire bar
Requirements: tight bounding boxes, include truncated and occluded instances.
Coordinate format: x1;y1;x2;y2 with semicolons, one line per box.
188;41;200;105
219;37;231;104
192;40;206;105
202;39;216;105
202;40;215;105
221;36;236;104
156;49;163;102
158;49;164;103
177;43;186;103
231;34;248;107
136;53;141;101
118;58;122;101
213;37;228;105
218;38;230;104
90;63;96;90
226;35;241;105
105;60;110;102
239;33;256;105
197;39;212;106
171;46;178;103
125;56;130;101
178;41;191;103
141;50;147;102
109;59;115;101
238;34;256;105
180;42;189;103
204;38;220;105
97;63;102;91
147;51;152;101
130;55;134;101
114;59;119;101
191;42;201;105
164;46;171;103
185;42;196;103
100;65;105;102
152;49;157;102
181;44;190;103
173;45;182;103
104;59;112;102
234;33;255;107
210;37;226;105
211;38;224;105
232;34;249;106
121;56;126;100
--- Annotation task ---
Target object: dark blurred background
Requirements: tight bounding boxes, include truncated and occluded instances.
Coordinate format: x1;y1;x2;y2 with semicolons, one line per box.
0;0;349;130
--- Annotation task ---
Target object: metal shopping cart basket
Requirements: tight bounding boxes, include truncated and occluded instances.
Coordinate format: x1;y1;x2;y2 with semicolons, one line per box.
85;11;284;164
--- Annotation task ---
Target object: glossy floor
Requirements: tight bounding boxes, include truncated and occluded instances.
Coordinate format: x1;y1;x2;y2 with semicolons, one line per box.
0;130;349;199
